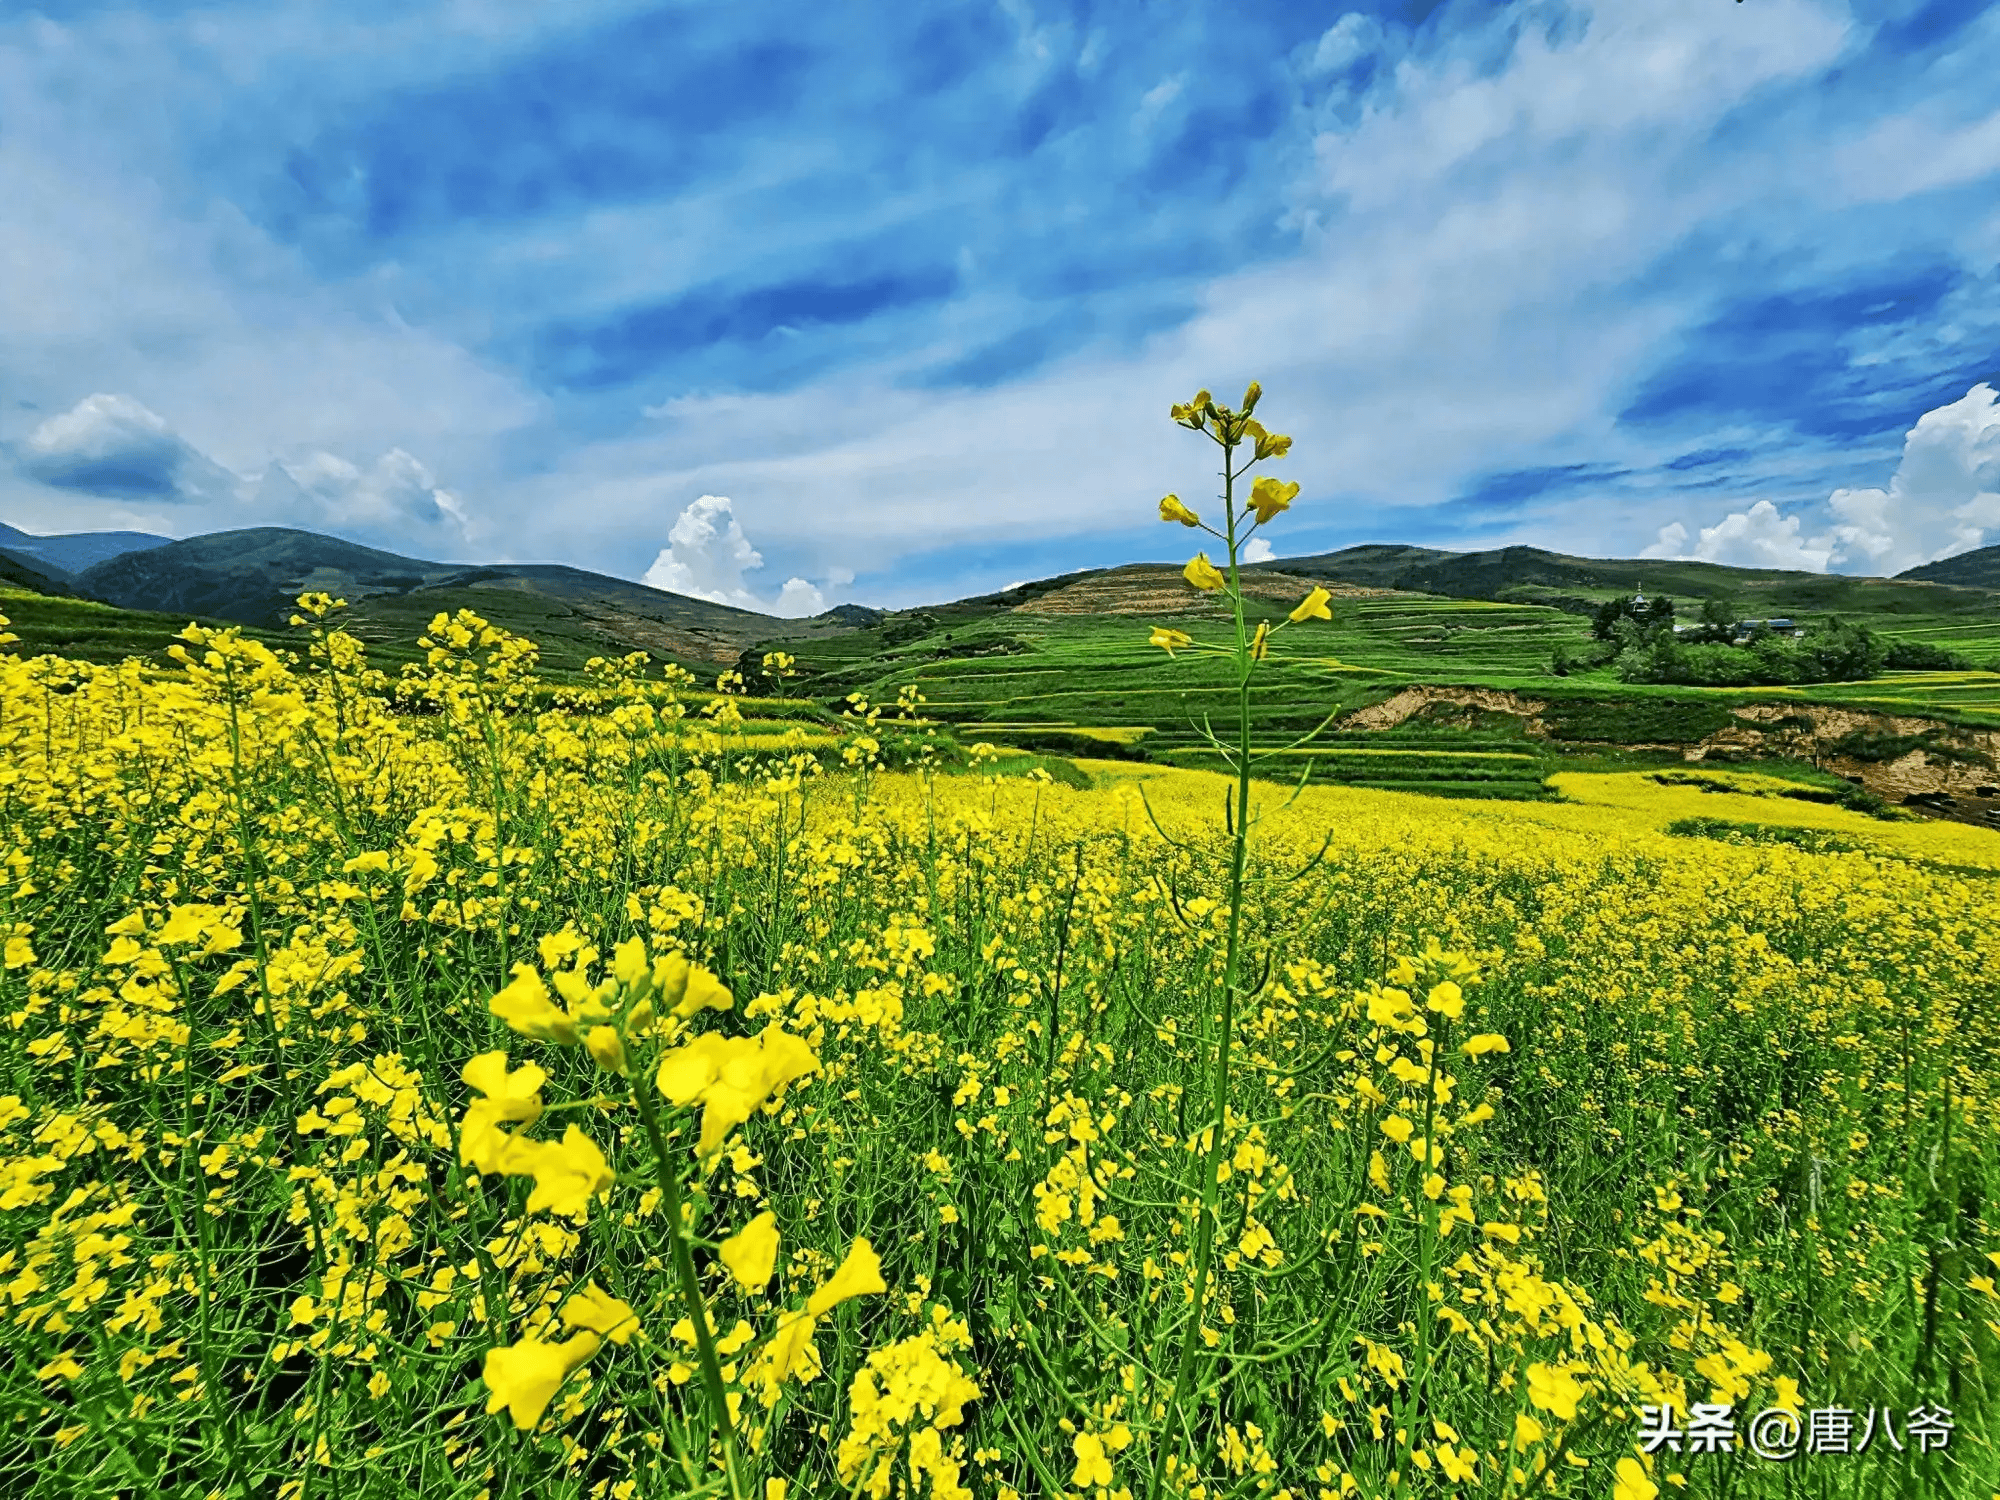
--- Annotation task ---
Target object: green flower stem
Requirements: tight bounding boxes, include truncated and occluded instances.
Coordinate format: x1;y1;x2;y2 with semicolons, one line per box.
1401;1017;1446;1472
632;1080;746;1500
1148;422;1257;1500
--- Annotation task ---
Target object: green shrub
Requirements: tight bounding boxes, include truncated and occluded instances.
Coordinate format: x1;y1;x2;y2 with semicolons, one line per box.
1540;696;1735;744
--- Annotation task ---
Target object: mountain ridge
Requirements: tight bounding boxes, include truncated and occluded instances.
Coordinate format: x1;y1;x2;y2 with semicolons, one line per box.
0;520;174;575
66;525;879;667
1897;542;2000;590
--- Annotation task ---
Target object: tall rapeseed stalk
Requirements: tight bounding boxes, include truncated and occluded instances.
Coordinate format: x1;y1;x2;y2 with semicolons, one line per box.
1142;383;1333;1499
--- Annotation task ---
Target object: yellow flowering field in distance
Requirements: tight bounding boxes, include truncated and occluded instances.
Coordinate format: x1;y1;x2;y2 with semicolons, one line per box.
2;394;1998;1500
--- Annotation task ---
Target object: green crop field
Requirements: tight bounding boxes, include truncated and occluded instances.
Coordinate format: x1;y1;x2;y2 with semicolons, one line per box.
772;581;2000;801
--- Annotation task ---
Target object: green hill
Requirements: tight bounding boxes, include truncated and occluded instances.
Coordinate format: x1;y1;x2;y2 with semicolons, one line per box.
1899;542;2000;590
1260;543;2000;617
71;526;879;673
0;549;75;598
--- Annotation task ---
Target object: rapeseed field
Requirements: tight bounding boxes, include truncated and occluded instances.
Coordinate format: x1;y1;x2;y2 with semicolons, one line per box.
2;386;1995;1498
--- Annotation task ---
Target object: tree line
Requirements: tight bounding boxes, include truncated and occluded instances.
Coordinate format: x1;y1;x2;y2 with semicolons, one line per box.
1547;594;1979;685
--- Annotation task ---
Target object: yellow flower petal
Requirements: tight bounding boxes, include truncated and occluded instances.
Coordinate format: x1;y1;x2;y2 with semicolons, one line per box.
584;1025;629;1076
806;1237;886;1316
1183;553;1226;592
562;1282;641;1346
720;1211;782;1295
482;1331;601;1430
1613;1457;1658;1500
518;1125;615;1219
490;964;579;1046
1249;476;1299;524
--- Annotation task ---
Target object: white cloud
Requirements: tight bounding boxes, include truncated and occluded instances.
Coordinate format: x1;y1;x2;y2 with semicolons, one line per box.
1242;536;1275;563
1822;382;2000;572
1133;74;1185;134
1839;107;2000;204
10;393;471;544
774;576;827;615
641;495;828;616
1642;383;2000;576
1308;13;1379;75
17;393;239;503
255;448;470;540
1647;499;1833;572
1640;521;1687;559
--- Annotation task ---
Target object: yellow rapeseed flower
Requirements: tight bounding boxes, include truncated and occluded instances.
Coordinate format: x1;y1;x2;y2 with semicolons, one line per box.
720;1211;782;1294
1159;495;1202;527
1072;1432;1114;1488
807;1237;887;1316
562;1282;640;1345
1248;476;1299;524
1613;1457;1658;1500
490;965;581;1046
1183;554;1226;592
512;1125;615;1219
1288;586;1333;623
1150;627;1194;657
483;1331;601;1430
36;1353;84;1383
1526;1362;1585;1421
656;1025;819;1159
1425;981;1464;1019
1461;1034;1511;1056
459;1051;546;1174
584;1025;629;1076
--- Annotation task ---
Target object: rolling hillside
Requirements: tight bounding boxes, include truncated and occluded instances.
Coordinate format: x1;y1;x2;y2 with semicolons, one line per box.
1899;541;2000;590
1260;542;2000;617
69;526;878;672
0;549;74;597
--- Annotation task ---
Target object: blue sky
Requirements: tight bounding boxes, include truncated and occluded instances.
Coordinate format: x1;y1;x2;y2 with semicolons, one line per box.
2;0;1997;612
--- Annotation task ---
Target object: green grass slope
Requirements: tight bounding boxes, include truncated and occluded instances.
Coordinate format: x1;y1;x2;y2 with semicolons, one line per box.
0;550;76;598
1899;541;2000;589
763;564;2000;798
0;587;292;665
1263;542;2000;618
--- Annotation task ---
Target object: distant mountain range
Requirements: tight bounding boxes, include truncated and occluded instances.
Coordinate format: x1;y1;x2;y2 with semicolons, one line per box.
0;520;173;578
4;520;1998;668
2;524;880;665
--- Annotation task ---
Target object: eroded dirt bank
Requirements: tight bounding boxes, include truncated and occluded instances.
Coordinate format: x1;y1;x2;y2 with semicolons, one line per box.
1343;685;2000;827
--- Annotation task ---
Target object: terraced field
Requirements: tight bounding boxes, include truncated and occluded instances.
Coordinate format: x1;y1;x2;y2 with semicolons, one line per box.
785;580;2000;802
1736;671;2000;724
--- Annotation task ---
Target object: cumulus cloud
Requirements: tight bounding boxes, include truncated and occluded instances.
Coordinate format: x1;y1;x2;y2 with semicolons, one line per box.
1642;500;1832;571
1644;384;2000;575
16;393;240;503
774;576;827;614
8;393;472;544
1241;536;1275;564
254;449;471;538
641;495;826;616
1822;382;2000;572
